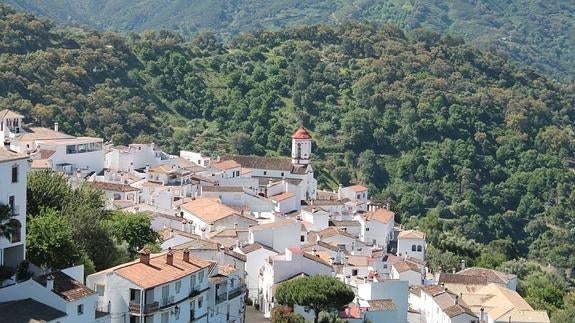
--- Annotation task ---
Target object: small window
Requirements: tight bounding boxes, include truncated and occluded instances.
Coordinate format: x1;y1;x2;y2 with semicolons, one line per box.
383;264;388;269
11;165;18;183
365;228;370;231
281;172;284;177
412;244;417;251
352;269;358;276
263;171;267;175
95;284;105;296
77;304;84;315
300;235;305;242
176;280;181;293
198;296;203;308
198;270;204;283
417;245;422;252
191;274;196;288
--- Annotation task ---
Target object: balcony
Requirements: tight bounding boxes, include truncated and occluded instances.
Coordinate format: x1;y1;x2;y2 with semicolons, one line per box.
160;296;175;307
128;301;159;315
228;286;246;300
216;293;227;304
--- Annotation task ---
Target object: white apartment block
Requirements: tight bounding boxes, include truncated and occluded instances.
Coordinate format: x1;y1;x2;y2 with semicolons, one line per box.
0;148;28;269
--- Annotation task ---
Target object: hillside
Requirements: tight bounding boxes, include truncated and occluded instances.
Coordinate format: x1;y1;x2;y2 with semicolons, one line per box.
1;5;575;317
3;0;574;81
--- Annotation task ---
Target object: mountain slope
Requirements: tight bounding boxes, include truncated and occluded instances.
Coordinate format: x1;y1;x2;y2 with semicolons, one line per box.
2;0;574;81
1;5;575;298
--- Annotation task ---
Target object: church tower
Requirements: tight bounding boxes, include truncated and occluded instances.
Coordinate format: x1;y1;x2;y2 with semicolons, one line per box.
291;126;312;165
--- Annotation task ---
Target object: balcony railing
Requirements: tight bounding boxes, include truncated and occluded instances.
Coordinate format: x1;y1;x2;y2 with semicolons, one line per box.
216;294;227;304
128;301;159;315
160;296;175;307
228;286;246;300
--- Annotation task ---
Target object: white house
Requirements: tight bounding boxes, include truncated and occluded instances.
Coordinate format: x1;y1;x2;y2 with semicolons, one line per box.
300;206;330;232
206;265;246;323
338;184;369;212
258;247;333;317
0;269;109;323
420;285;478;323
105;143;169;172
340;299;398;323
390;261;423;287
309;227;370;256
180;198;258;236
87;249;214;323
397;230;427;260
0;148;28;269
180;151;211;168
237;243;278;303
355;208;395;249
353;277;409;323
249;219;301;253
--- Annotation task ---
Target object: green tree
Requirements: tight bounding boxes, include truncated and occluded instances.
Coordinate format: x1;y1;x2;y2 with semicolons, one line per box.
0;204;20;240
275;276;354;323
271;305;305;323
26;209;82;270
107;212;159;256
27;171;70;217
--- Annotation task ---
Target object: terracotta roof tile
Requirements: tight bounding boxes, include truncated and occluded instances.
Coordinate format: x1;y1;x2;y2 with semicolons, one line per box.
250;219;298;231
114;249;212;289
212;160;240;171
398;229;426;240
89;181;140;192
346;185;368;192
291;126;312;139
202;186;244;192
36;271;95;302
269;192;295;202
439;273;488;285
457;267;516;285
0;148;28;162
363;208;394;224
181;198;256;225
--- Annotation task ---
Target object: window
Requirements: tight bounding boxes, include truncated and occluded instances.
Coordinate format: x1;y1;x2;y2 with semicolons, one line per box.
175;280;181;293
8;196;15;215
198;270;204;284
365;228;370;231
412;244;417;251
161;312;169;323
357;194;361;199
190;274;196;289
263;171;267;175
236;170;240;177
417;245;422;252
281;172;284;177
198;296;203;309
352;269;358;276
95;284;105;296
10;221;21;243
11;165;18;183
300;235;305;242
77;304;84;315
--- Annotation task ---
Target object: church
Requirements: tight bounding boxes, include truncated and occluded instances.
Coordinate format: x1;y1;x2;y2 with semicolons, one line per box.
220;126;318;203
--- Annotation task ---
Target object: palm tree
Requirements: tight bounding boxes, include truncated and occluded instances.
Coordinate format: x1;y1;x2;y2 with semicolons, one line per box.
0;204;19;241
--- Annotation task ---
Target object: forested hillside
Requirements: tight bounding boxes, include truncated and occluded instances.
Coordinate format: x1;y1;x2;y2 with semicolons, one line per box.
2;5;575;319
3;0;574;80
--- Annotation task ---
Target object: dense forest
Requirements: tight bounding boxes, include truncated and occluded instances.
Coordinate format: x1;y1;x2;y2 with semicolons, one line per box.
1;4;575;320
4;0;574;80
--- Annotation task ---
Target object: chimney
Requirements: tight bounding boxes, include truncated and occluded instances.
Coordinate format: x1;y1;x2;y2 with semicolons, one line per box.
480;306;485;321
183;249;190;263
54;122;58;132
139;248;151;265
338;184;343;200
166;248;174;265
46;274;54;290
181;219;187;231
455;294;459;305
460;259;466;270
452;267;456;274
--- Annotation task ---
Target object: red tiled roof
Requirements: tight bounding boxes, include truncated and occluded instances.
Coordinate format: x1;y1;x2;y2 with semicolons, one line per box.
292;126;312;139
36;271;95;302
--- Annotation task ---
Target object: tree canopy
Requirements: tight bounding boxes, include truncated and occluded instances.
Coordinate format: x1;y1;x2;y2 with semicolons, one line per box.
275;275;355;323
